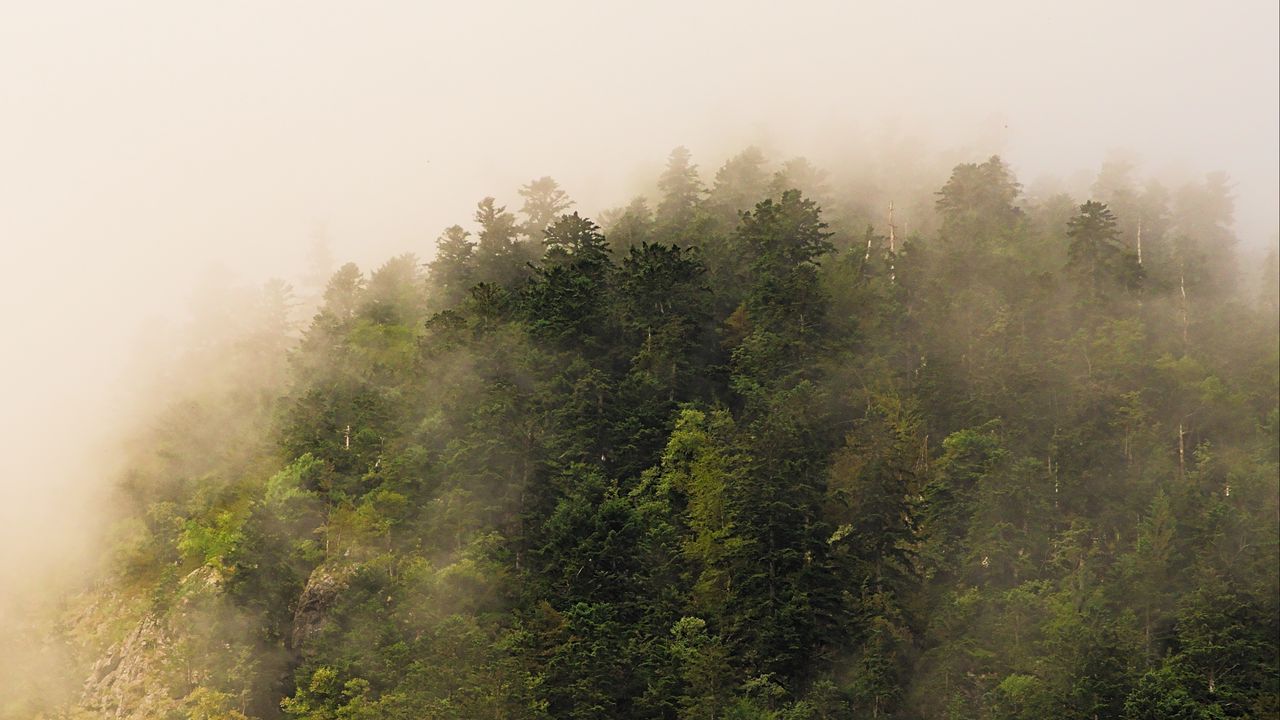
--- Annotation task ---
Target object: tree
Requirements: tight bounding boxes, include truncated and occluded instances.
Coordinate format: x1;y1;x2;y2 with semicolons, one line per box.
769;157;831;209
362;253;427;326
935;155;1023;253
520;177;574;241
1121;491;1179;665
601;196;655;254
825;396;922;598
320;262;365;323
428;225;476;308
1066;200;1142;305
1171;173;1237;296
734;189;834;372
473;196;528;287
540;212;610;267
670;616;735;720
706;146;769;227
521;214;614;350
721;382;833;683
657;146;704;232
616;241;711;400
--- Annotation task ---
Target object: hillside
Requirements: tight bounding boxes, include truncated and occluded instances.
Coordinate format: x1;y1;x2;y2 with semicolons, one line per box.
23;148;1279;719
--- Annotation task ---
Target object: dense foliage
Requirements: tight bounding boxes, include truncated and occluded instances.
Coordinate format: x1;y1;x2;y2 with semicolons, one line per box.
54;149;1279;719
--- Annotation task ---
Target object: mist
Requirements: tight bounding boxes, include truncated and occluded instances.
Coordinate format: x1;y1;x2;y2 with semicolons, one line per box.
0;1;1276;717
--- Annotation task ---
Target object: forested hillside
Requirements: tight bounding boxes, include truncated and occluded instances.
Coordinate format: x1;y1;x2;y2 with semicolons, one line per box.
29;148;1279;719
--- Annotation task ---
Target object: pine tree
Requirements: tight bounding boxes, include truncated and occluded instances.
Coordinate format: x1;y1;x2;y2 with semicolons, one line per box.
520;176;574;241
656;146;704;232
706;146;769;227
473;196;528;287
1066;200;1142;305
428;224;476;307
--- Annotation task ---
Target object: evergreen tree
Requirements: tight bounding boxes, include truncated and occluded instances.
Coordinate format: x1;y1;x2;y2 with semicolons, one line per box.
601;196;655;255
706;146;769;227
657;146;704;232
428;224;476;308
473;196;528;287
1066;200;1143;305
520;176;575;241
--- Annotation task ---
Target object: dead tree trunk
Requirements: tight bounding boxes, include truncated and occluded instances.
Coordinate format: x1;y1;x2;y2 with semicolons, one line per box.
1136;216;1143;266
1178;422;1186;482
1180;269;1190;350
887;201;897;283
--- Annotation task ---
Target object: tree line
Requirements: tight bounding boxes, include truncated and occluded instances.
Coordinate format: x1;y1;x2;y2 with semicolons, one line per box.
62;147;1278;720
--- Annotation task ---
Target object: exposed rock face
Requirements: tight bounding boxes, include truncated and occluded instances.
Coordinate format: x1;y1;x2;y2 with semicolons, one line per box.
77;567;226;719
290;564;353;653
80;613;177;719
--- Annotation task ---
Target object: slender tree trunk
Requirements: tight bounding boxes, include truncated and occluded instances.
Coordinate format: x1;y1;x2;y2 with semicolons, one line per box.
1180;270;1190;350
1136;216;1143;266
1178;422;1186;482
887;201;897;283
887;201;896;254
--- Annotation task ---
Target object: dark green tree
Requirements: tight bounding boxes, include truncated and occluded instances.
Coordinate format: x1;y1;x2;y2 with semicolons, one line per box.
1066;200;1143;304
473;196;529;288
428;224;476;308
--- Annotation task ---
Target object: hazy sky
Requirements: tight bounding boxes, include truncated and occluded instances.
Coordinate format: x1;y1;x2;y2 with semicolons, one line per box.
0;0;1276;590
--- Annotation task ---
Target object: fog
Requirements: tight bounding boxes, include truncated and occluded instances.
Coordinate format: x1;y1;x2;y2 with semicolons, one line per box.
0;0;1275;665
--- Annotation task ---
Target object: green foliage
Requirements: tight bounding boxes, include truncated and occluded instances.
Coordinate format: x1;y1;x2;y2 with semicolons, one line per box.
473;196;530;288
1066;200;1143;305
657;146;704;234
519;176;574;241
74;146;1277;720
178;509;247;574
427;224;476;308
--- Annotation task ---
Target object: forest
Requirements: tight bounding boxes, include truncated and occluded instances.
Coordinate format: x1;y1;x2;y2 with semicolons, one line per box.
19;146;1279;719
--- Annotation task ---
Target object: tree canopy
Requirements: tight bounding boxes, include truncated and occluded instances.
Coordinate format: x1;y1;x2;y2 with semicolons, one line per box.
53;146;1279;720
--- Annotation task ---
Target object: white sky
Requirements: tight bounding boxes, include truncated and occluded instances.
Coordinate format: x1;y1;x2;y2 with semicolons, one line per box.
0;0;1276;588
